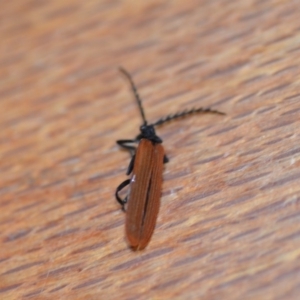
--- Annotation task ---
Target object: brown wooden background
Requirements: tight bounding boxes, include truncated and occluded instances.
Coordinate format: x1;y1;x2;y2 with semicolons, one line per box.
1;0;300;299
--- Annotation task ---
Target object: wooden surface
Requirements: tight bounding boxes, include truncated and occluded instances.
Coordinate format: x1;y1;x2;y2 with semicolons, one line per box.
1;0;300;299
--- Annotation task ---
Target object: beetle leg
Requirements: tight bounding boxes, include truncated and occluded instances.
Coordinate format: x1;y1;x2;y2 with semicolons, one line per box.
115;179;131;211
163;155;169;163
126;154;135;175
117;139;138;157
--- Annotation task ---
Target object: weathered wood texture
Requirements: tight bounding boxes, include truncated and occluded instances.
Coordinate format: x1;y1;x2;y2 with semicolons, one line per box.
1;0;300;299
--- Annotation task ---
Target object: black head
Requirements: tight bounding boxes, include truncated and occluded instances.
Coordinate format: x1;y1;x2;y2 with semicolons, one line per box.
137;124;162;143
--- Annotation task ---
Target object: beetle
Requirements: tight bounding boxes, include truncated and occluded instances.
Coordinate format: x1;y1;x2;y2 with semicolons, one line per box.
116;67;224;250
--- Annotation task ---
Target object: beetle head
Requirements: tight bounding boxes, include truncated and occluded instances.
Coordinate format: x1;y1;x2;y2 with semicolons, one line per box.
137;124;162;143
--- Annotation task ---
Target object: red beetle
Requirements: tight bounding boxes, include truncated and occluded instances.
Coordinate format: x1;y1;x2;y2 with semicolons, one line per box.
116;68;224;250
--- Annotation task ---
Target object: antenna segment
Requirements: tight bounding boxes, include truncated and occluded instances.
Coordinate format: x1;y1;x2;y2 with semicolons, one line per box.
119;67;147;125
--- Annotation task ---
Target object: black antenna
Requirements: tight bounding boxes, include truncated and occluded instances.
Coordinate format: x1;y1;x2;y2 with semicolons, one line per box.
151;107;225;127
119;67;147;125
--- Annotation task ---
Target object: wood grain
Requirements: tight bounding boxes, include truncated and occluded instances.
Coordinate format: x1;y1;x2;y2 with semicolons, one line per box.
1;0;300;299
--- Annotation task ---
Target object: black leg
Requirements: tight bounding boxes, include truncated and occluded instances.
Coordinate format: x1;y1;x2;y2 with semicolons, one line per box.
117;139;138;156
126;154;135;175
115;179;131;211
163;155;169;163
